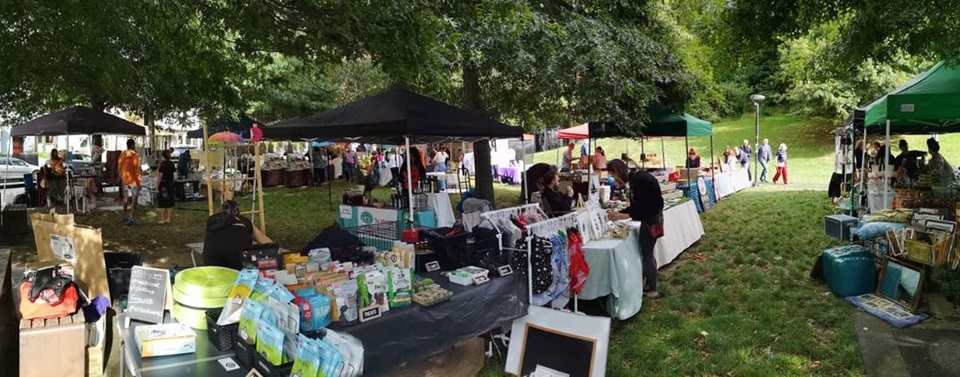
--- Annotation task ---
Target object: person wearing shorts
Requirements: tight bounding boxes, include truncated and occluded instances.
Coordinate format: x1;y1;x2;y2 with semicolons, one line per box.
118;139;142;225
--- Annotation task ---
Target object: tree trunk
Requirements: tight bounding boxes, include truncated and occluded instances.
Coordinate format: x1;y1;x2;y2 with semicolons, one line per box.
462;58;495;203
145;106;155;166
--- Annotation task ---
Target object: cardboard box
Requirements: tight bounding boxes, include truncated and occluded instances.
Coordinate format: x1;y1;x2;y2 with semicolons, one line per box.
135;323;197;357
678;168;700;181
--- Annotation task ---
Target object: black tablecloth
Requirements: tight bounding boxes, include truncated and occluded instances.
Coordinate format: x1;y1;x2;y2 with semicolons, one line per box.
330;273;528;376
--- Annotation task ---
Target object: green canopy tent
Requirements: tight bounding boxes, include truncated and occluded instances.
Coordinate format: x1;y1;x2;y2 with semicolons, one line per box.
864;59;960;134
860;58;960;207
588;104;714;170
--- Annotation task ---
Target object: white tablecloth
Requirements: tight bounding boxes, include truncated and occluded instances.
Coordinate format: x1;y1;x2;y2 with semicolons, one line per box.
578;200;705;319
426;193;456;228
714;169;750;199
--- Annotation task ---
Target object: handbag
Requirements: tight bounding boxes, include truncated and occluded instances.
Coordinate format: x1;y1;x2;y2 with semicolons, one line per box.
647;212;665;239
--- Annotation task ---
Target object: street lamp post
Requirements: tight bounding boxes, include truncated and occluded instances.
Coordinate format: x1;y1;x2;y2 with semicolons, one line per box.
750;94;766;187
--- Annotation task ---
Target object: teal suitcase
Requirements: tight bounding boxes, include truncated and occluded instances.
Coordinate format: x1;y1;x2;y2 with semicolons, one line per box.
822;245;871;287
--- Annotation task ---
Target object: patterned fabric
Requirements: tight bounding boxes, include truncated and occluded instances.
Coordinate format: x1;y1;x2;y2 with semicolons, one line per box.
513;237;553;294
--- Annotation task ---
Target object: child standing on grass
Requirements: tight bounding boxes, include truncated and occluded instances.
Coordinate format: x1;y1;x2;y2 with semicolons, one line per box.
773;143;788;184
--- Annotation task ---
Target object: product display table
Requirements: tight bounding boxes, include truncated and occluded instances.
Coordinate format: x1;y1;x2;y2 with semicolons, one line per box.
329;273;528;376
713;169;750;199
262;169;283;187
117;313;246;377
578;200;705;319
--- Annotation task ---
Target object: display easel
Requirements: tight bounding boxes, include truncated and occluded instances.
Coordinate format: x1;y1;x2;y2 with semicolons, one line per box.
202;124;267;233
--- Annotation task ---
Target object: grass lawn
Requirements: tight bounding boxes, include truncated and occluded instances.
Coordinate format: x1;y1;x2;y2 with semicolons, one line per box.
480;189;863;376
7;180;525;268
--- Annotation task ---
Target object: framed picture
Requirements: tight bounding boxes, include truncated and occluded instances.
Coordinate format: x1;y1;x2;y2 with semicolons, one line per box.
925;219;957;233
505;307;611;377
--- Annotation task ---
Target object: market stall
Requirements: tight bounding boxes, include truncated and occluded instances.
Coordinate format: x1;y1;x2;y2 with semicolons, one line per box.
858;58;960;212
264;87;522;222
556;106;720;208
7;106;146;212
241;88;526;373
577;198;705;319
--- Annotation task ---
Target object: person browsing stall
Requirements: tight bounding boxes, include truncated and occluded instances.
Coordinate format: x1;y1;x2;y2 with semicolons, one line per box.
738;144;752;180
45;149;67;206
155;150;176;224
538;167;575;217
118;139;142;225
606;159;665;299
400;146;427;192
203;200;273;270
562;143;575;171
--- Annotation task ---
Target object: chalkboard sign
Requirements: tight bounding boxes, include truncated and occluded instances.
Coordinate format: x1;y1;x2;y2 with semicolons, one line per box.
520;324;595;377
126;266;171;324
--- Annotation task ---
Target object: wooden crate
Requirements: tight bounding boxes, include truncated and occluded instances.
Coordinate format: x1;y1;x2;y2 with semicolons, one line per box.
19;312;86;377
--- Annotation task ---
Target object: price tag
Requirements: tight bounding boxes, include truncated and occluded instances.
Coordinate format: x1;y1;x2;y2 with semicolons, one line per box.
473;275;490;285
218;358;240;372
425;261;441;272
497;265;514;277
359;305;381;322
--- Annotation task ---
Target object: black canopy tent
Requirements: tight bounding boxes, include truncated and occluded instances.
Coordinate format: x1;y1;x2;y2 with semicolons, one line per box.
263;87;524;216
8;106;146;212
11;106;146;137
263;88;522;144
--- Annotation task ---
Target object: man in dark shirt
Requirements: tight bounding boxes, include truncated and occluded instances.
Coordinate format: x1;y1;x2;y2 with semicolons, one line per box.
606;159;664;298
537;168;575;217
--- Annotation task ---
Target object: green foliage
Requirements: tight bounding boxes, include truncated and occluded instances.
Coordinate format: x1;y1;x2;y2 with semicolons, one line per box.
775;23;929;119
244;56;391;123
0;0;245;124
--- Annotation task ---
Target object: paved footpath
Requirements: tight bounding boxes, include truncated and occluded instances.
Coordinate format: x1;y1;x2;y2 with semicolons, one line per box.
856;294;960;376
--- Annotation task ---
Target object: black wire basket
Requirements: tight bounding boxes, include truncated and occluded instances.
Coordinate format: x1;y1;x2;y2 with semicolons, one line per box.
205;309;238;352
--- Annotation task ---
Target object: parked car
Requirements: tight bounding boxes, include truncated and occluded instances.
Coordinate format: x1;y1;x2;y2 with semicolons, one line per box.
0;157;40;181
172;146;197;159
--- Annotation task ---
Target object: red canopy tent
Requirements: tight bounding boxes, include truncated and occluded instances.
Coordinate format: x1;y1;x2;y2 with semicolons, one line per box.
556;123;589;139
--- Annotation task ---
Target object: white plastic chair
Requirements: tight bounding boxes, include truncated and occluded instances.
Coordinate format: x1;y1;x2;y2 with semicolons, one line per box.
67;185;88;213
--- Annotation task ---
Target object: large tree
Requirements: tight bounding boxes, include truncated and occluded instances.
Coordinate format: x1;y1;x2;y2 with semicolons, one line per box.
213;1;694;201
0;0;244;127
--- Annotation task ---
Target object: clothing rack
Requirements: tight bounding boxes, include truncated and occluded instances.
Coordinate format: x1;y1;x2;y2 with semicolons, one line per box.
480;203;546;223
479;203;548;253
523;211;583;312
